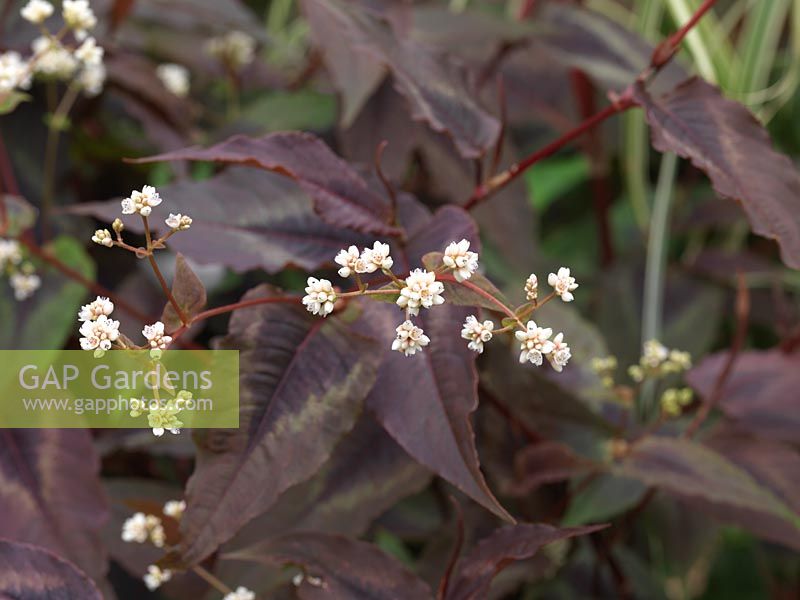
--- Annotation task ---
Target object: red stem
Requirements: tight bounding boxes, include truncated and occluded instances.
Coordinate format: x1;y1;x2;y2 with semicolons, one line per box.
651;0;718;70
464;95;634;211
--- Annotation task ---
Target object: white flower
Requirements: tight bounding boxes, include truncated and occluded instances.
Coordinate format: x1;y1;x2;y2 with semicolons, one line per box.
547;267;578;302
148;400;183;436
163;499;186;520
121;185;162;217
205;30;256;69
0;239;22;268
10;272;40;300
392;320;429;356
165;213;192;230
0;51;31;92
142;321;172;350
21;0;54;23
156;63;190;97
31;37;78;79
78;296;113;322
302;277;336;317
143;565;172;591
224;587;256;600
443;239;478;282
396;269;444;317
461;315;493;354
74;37;103;66
147;514;166;547
78;63;105;96
62;0;96;39
547;332;571;372
642;339;669;368
121;513;150;543
360;241;393;273
91;228;113;247
515;320;554;366
524;274;538;301
334;245;364;278
78;314;120;351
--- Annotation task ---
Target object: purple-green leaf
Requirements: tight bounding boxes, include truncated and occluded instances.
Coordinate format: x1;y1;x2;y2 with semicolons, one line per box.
0;430;109;584
161;253;207;330
444;523;607;600
634;77;800;269
167;286;382;567
0;539;103;599
225;532;435;600
130;132;401;237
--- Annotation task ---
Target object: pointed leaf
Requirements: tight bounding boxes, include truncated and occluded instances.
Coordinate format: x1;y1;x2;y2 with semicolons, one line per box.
616;436;800;549
0;539;102;599
169;286;382;566
0;430;109;583
162;253;207;330
687;350;800;444
70;168;371;273
633;77;800;269
130;132;401;237
355;203;512;522
445;523;607;600
226;532;435;600
301;0;499;159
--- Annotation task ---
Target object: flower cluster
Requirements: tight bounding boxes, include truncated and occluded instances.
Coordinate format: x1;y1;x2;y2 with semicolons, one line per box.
303;238;575;371
130;393;188;436
0;238;41;300
156;63;190;97
628;340;692;382
121;512;166;547
142;321;172;351
78;297;121;355
3;1;106;99
660;387;694;416
225;588;257;600
205;30;257;70
144;565;172;591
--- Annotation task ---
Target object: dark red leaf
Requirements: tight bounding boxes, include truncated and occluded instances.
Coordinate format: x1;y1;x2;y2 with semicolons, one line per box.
687;350;800;444
301;0;500;159
130;132;401;237
225;532;435;600
354;203;513;522
70;168;371;273
444;523;607;600
617;436;800;550
161;253;207;330
167;286;382;567
0;539;102;599
506;441;598;496
0;431;109;584
226;414;431;548
634;77;800;269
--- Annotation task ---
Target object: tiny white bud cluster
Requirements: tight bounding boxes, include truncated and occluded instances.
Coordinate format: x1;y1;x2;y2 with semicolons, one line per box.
156;63;190;97
2;238;40;300
144;565;172;591
142;321;172;350
62;0;97;40
515;321;571;372
224;587;257;600
660;387;693;416
461;315;493;354
121;185;163;217
303;277;337;317
165;213;192;231
78;296;113;322
548;267;579;302
77;295;120;351
121;512;165;547
397;269;445;317
443;239;478;282
524;274;538;301
392;320;430;356
205;30;256;70
20;0;54;24
0;51;32;94
91;229;113;247
163;499;186;520
628;339;692;382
